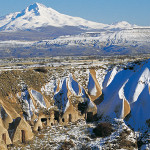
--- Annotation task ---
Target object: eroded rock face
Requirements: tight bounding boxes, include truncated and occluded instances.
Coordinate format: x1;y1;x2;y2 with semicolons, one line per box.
94;59;149;132
0;58;150;148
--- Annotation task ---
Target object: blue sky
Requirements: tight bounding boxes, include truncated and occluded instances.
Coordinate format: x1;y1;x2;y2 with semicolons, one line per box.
0;0;149;26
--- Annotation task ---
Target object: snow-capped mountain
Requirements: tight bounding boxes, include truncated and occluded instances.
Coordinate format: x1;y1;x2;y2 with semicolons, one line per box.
0;3;136;31
0;2;150;57
111;21;135;29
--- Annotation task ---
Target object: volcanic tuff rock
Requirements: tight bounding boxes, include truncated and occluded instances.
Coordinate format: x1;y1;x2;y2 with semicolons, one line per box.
0;58;150;149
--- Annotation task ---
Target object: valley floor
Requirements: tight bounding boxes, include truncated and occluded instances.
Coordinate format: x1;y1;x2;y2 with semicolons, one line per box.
8;119;139;150
0;56;149;150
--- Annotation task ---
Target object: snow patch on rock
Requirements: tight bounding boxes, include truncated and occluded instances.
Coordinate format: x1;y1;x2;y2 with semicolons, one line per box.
31;89;46;108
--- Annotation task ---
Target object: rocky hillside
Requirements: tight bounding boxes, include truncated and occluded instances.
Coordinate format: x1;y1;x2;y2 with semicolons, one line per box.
0;57;150;149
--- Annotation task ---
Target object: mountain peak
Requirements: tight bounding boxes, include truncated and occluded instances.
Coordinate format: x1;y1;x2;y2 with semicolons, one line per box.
28;3;40;10
112;21;131;26
0;3;137;31
25;2;59;16
28;2;46;9
26;2;47;15
110;21;135;29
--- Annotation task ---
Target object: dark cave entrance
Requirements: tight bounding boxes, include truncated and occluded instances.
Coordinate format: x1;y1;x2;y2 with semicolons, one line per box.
21;130;25;143
69;114;72;122
2;133;6;144
86;112;93;122
54;111;59;122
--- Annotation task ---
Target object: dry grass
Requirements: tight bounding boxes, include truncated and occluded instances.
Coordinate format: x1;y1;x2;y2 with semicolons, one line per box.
0;69;48;98
37;134;45;139
59;140;75;150
0;69;49;114
117;129;137;150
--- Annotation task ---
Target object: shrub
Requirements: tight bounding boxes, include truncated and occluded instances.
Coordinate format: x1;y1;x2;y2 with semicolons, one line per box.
134;60;141;65
118;129;137;149
93;122;114;137
81;144;92;150
34;67;48;73
59;140;75;150
119;139;137;149
128;66;134;70
146;119;150;127
37;134;45;139
137;140;145;149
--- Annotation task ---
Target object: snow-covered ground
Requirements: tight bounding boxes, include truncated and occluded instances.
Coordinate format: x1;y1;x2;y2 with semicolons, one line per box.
1;57;150;150
8;119;138;150
1;28;150;53
34;28;150;49
0;40;35;47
